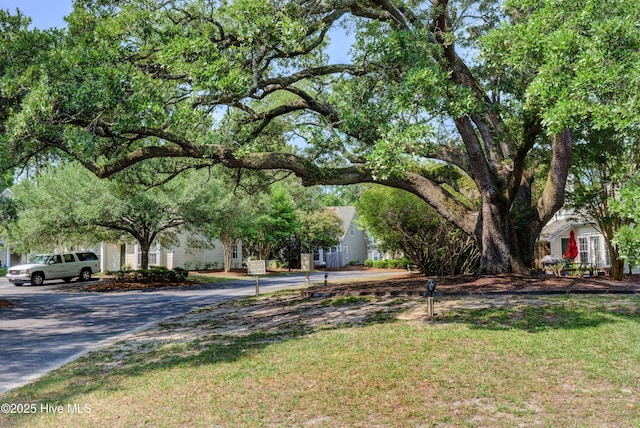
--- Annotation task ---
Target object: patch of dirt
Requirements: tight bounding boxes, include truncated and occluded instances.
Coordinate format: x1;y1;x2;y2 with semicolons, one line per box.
83;277;640;377
304;273;640;297
0;299;13;308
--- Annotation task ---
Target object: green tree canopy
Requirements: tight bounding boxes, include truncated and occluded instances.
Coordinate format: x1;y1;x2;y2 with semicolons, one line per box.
296;208;343;254
611;174;640;273
566;127;640;279
243;185;299;260
2;163;185;269
357;185;480;275
1;1;639;273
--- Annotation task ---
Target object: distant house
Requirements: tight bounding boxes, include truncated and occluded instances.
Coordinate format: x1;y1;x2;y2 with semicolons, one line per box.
365;233;402;261
1;185;241;271
102;233;243;271
315;206;368;268
537;210;639;274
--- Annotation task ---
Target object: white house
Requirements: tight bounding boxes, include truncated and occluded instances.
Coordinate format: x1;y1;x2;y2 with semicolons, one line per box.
538;209;639;274
101;233;243;271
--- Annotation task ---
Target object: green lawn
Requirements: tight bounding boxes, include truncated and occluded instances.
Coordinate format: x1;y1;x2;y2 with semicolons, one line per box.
1;293;639;427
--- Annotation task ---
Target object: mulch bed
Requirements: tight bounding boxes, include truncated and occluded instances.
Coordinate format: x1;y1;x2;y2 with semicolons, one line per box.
303;273;640;298
84;278;199;292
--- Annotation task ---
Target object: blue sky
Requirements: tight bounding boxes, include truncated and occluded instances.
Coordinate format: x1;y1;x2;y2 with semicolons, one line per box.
1;0;72;29
1;0;352;62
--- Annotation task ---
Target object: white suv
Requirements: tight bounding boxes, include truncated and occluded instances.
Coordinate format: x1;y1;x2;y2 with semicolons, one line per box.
6;252;100;286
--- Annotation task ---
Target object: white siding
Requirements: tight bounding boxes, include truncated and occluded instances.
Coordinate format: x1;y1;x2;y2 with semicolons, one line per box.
105;234;242;271
549;224;610;267
100;243;122;272
166;235;243;270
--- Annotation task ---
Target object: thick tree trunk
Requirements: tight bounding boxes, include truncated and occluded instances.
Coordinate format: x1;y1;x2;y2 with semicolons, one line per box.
608;245;625;280
477;198;528;274
610;259;625;281
140;241;151;270
221;233;233;273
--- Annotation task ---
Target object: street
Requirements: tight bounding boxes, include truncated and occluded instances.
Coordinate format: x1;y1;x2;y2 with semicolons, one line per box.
0;270;382;394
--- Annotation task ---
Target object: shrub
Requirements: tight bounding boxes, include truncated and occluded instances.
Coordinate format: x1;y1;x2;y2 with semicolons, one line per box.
373;259;388;269
397;257;411;268
387;259;399;269
364;259;374;267
0;267;6;277
173;267;189;281
110;267;188;283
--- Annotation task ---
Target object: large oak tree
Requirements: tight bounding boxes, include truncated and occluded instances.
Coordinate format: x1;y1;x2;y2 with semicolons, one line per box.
1;1;639;273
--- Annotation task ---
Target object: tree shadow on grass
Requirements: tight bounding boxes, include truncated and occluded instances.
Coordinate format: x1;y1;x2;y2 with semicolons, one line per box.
2;293;639;426
438;299;640;333
0;293;406;418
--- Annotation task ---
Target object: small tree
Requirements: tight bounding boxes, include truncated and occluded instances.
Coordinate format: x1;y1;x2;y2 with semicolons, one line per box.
297;209;343;254
2;163;184;269
611;176;640;275
566;128;640;280
243;185;298;261
356;185;480;276
179;171;255;272
612;227;640;275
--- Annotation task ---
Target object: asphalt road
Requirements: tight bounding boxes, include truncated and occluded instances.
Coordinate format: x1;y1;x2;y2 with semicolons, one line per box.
0;271;381;394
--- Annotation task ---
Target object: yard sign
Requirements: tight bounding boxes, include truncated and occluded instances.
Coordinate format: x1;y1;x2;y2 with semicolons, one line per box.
247;260;266;295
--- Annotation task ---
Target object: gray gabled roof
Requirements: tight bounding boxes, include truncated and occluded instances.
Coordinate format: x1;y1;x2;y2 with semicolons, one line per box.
539;219;573;242
327;206;356;238
1;188;13;199
539;217;593;242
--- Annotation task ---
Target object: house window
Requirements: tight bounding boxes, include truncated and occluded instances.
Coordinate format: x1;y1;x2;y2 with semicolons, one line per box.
232;243;239;259
137;243;159;266
578;237;589;264
350;224;355;236
578;235;609;267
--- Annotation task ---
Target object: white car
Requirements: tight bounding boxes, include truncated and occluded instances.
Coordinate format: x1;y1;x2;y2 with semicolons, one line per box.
6;252;100;286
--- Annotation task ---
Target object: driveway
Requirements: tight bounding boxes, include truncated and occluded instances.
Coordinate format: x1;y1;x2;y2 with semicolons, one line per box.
0;270;389;394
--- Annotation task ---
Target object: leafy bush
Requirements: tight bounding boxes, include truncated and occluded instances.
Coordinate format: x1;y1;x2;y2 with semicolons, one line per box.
110;267;188;283
366;258;415;270
373;259;388;269
387;259;400;269
397;257;411;269
173;267;189;281
357;185;480;276
0;267;6;277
